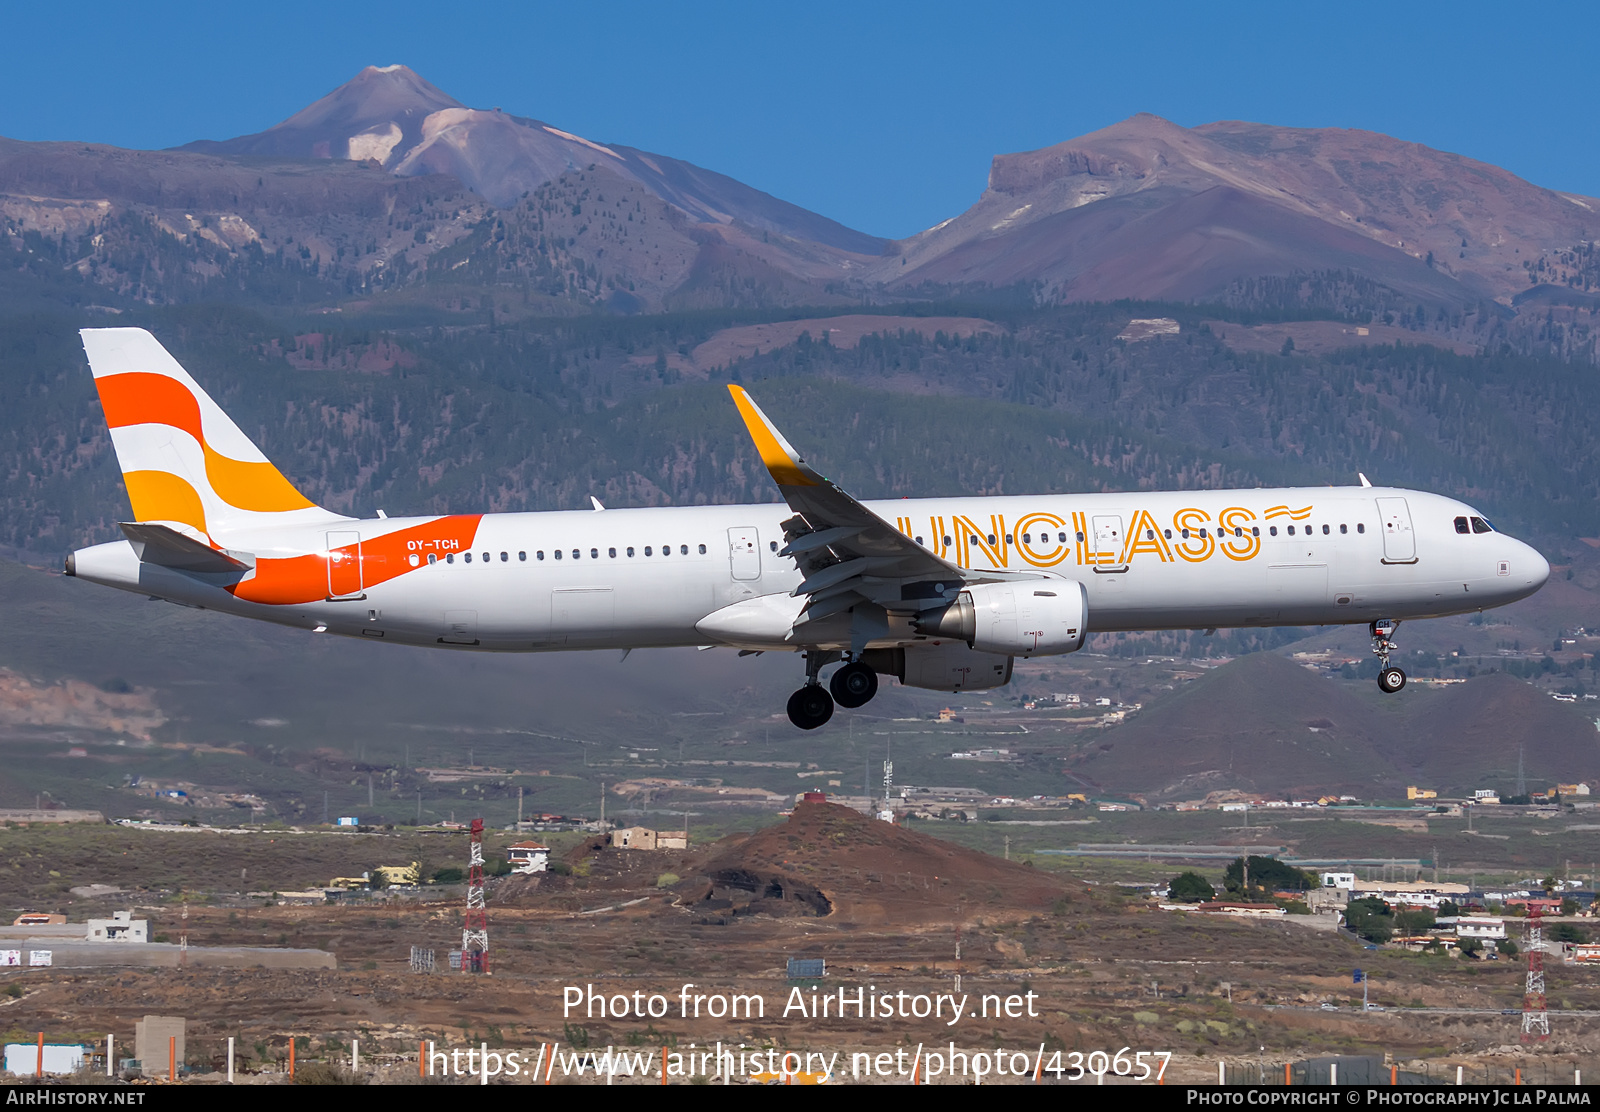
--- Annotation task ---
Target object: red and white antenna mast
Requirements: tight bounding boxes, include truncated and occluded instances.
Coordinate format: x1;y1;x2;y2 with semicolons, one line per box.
1522;905;1548;1040
462;818;488;973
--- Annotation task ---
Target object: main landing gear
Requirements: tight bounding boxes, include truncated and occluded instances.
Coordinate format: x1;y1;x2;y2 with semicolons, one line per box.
786;652;880;729
1371;619;1406;694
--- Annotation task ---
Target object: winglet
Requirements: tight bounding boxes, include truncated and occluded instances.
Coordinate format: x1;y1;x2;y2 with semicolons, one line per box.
1358;472;1373;488
727;385;819;487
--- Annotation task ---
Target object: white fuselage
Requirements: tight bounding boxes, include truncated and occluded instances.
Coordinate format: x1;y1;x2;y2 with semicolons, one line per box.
69;485;1549;654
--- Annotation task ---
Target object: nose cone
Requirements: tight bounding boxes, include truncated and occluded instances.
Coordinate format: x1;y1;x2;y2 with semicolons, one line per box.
1512;539;1550;599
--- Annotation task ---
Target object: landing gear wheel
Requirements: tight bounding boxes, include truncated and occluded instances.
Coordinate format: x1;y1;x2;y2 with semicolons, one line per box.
1378;667;1407;694
830;662;879;709
787;685;835;730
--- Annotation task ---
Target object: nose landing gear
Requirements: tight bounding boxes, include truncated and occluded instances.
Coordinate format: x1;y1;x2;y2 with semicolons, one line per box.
1371;619;1406;693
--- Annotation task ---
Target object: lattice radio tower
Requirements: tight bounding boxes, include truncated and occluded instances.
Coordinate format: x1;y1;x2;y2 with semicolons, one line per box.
462;818;488;973
1522;905;1548;1040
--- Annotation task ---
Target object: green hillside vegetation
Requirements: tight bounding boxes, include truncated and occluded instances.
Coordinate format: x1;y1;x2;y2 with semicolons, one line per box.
4;291;1600;560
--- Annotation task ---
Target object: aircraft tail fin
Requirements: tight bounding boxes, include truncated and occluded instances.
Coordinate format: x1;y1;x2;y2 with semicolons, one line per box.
81;328;342;544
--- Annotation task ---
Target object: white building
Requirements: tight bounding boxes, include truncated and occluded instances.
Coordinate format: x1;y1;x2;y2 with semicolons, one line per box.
506;842;550;874
1350;880;1469;909
1437;916;1506;941
85;911;147;943
1320;872;1356;890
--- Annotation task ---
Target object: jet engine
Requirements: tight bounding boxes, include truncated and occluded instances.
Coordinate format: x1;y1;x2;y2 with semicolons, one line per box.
860;642;1013;692
913;580;1088;657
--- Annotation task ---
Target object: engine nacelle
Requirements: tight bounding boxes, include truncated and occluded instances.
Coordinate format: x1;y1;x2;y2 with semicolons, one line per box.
862;643;1013;692
914;580;1088;657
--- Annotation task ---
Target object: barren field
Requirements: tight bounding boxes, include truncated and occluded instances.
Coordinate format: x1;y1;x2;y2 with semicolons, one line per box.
1;804;1596;1084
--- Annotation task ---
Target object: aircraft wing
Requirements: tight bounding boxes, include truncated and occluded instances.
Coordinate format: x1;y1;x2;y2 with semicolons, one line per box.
727;385;968;625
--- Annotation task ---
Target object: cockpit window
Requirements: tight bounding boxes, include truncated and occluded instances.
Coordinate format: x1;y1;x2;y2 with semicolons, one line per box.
1470;516;1492;534
1454;516;1470;534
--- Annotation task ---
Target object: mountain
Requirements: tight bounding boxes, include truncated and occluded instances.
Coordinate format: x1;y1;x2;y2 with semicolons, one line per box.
875;113;1600;307
1072;653;1600;800
1072;653;1395;800
182;65;887;255
5;69;1598;326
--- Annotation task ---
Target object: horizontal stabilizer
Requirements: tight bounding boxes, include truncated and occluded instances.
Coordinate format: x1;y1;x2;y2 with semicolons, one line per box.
119;522;254;574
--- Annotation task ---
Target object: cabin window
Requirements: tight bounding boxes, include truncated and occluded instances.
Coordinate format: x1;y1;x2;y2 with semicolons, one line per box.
916;536;925;546
1058;532;1067;543
1005;534;1013;545
1339;525;1347;535
518;551;526;561
1322;524;1330;535
1357;523;1366;533
1147;529;1155;540
1075;531;1085;543
644;546;652;556
1287;526;1295;535
608;548;617;558
500;551;508;562
1234;527;1243;537
1164;529;1173;540
1269;526;1277;536
699;544;707;554
626;547;634;557
1471;516;1492;534
464;552;473;563
1251;527;1259;537
569;549;578;560
481;552;489;563
447;553;455;564
428;553;437;565
554;550;562;560
1199;529;1207;539
537;551;545;560
942;536;952;547
1181;529;1190;539
590;548;599;559
680;545;688;555
662;544;670;556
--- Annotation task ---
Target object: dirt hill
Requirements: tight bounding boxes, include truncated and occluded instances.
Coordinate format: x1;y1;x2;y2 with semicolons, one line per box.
687;801;1077;926
1073;653;1395;800
1392;672;1600;794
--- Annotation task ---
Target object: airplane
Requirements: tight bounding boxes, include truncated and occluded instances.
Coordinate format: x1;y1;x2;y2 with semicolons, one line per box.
66;327;1550;729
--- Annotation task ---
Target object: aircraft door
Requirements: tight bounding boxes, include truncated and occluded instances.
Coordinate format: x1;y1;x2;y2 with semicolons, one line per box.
326;531;363;598
1091;515;1127;570
1375;497;1417;563
728;527;761;581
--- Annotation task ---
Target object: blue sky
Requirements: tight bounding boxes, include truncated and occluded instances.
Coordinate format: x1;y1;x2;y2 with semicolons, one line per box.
3;1;1593;239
